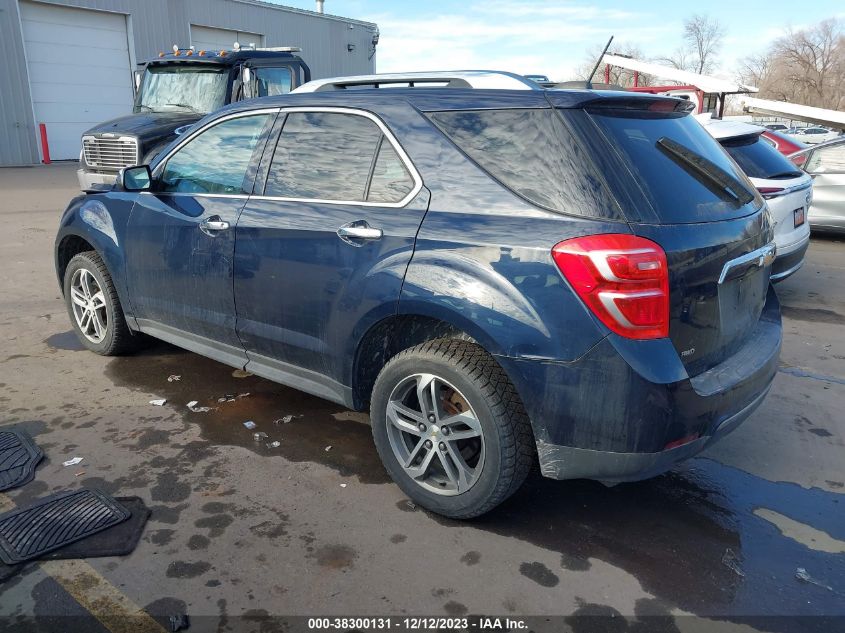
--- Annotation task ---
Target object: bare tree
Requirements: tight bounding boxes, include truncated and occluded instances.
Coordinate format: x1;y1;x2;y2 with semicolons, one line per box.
742;18;844;109
683;14;725;74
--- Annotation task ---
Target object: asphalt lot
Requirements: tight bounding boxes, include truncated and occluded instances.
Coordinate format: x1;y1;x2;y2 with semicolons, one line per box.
0;163;843;632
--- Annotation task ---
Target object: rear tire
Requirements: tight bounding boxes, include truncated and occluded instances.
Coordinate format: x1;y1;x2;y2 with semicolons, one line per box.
63;251;142;356
371;339;534;519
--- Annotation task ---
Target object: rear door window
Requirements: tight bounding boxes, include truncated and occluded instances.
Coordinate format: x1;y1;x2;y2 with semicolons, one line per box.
264;111;415;204
806;143;845;174
720;134;803;180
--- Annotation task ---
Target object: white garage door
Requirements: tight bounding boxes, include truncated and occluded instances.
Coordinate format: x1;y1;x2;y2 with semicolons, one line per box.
20;1;134;160
191;25;264;52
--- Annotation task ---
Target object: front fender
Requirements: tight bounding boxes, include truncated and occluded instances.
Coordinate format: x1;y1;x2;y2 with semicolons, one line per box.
55;193;138;326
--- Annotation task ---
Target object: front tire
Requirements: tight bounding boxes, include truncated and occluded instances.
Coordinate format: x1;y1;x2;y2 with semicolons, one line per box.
63;251;140;355
371;339;534;519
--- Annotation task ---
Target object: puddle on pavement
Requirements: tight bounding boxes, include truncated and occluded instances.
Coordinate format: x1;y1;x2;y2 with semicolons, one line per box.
44;330;86;352
446;458;843;628
103;342;844;626
104;341;388;484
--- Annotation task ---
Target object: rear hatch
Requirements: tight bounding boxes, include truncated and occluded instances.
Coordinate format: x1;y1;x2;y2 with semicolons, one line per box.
558;96;774;376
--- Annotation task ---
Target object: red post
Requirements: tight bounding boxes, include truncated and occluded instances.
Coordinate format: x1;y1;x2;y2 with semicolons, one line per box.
633;71;639;87
604;64;610;84
39;123;51;164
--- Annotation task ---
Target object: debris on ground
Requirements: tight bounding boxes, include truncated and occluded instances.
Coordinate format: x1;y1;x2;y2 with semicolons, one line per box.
721;548;745;578
238;392;250;398
340;483;347;488
243;421;257;430
796;567;833;591
168;613;190;632
74;471;85;477
186;400;213;413
232;369;253;378
218;394;236;403
62;457;84;467
274;414;302;425
149;399;167;406
324;445;332;452
167;375;181;382
267;441;281;448
253;432;268;442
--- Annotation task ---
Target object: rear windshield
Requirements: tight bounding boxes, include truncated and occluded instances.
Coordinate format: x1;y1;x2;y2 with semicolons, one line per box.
720;134;803;180
589;110;763;224
427;109;622;220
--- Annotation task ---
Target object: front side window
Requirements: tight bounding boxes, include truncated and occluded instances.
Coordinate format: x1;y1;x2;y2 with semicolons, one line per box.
160;114;272;194
265;111;414;203
137;64;228;114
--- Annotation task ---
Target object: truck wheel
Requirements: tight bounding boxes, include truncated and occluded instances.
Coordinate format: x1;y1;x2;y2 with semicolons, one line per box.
371;339;534;519
63;251;141;356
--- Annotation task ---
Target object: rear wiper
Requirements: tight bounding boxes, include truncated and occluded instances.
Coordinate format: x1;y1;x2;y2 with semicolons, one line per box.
656;136;756;207
766;171;803;179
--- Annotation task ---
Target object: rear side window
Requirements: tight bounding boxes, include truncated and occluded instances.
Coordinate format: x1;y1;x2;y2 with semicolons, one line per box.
720;134;802;180
428;109;622;219
590;111;762;224
806;142;845;174
265;112;415;203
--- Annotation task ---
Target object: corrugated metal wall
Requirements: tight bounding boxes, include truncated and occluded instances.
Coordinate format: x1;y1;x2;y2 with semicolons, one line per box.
0;0;377;165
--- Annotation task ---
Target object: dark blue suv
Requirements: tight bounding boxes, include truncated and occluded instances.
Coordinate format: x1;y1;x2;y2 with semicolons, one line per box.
55;83;781;518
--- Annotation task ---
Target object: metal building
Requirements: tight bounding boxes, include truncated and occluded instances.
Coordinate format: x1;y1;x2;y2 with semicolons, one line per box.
0;0;378;165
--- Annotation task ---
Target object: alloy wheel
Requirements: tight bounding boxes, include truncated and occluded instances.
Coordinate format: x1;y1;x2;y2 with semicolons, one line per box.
69;268;108;344
385;373;485;496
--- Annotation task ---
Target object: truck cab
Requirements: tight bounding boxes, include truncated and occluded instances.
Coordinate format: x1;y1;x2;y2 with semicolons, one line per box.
77;45;310;190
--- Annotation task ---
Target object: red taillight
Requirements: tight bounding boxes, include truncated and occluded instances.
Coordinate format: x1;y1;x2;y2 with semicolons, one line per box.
790;154;807;168
757;186;785;200
552;234;669;340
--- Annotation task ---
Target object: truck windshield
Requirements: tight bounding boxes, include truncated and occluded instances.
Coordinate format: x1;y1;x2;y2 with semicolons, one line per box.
136;64;228;114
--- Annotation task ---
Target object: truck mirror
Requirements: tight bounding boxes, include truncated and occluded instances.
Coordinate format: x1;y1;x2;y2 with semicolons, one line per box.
241;67;254;99
119;165;152;191
133;70;142;94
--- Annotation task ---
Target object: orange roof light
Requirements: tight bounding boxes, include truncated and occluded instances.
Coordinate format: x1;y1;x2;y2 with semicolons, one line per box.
219;50;227;56
186;50;193;56
158;52;165;57
198;50;206;56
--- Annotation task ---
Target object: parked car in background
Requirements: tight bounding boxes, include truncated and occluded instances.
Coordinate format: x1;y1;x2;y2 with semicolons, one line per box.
77;45;311;191
790;127;841;145
524;74;550;83
761;129;808;167
790;138;845;234
55;74;781;518
701;118;811;281
764;123;790;132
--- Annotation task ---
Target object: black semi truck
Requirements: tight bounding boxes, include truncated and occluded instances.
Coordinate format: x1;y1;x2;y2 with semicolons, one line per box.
77;44;311;190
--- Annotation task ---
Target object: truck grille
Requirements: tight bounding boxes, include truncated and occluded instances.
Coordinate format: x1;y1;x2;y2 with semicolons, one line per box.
82;136;139;171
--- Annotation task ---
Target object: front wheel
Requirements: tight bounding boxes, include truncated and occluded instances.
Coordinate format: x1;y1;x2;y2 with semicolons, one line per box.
63;251;141;355
371;339;534;519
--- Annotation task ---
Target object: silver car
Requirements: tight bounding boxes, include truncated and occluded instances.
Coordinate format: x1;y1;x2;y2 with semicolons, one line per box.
790;138;845;234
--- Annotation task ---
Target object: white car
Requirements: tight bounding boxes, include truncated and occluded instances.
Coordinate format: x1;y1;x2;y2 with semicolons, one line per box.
789;138;845;234
700;118;812;282
790;127;841;145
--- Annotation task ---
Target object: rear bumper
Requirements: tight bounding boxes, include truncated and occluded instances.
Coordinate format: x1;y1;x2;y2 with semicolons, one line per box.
771;235;809;282
497;286;782;482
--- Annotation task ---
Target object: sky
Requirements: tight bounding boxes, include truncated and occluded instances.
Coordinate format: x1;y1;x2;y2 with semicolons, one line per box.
274;0;843;81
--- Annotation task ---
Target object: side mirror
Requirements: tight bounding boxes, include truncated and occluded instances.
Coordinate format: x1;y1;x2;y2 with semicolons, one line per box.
119;165;152;191
241;66;254;99
133;70;142;93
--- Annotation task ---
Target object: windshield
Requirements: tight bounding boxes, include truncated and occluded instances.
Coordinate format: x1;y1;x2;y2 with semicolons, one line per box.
136;64;228;114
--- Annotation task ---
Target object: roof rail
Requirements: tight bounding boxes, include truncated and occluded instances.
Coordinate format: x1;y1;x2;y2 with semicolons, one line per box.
292;70;541;93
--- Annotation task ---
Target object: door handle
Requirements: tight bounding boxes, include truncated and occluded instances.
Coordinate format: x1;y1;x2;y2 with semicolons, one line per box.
199;216;230;236
337;222;383;246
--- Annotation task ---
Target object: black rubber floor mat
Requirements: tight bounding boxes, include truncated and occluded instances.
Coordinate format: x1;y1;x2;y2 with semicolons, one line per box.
0;489;130;564
0;496;149;582
0;430;43;492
